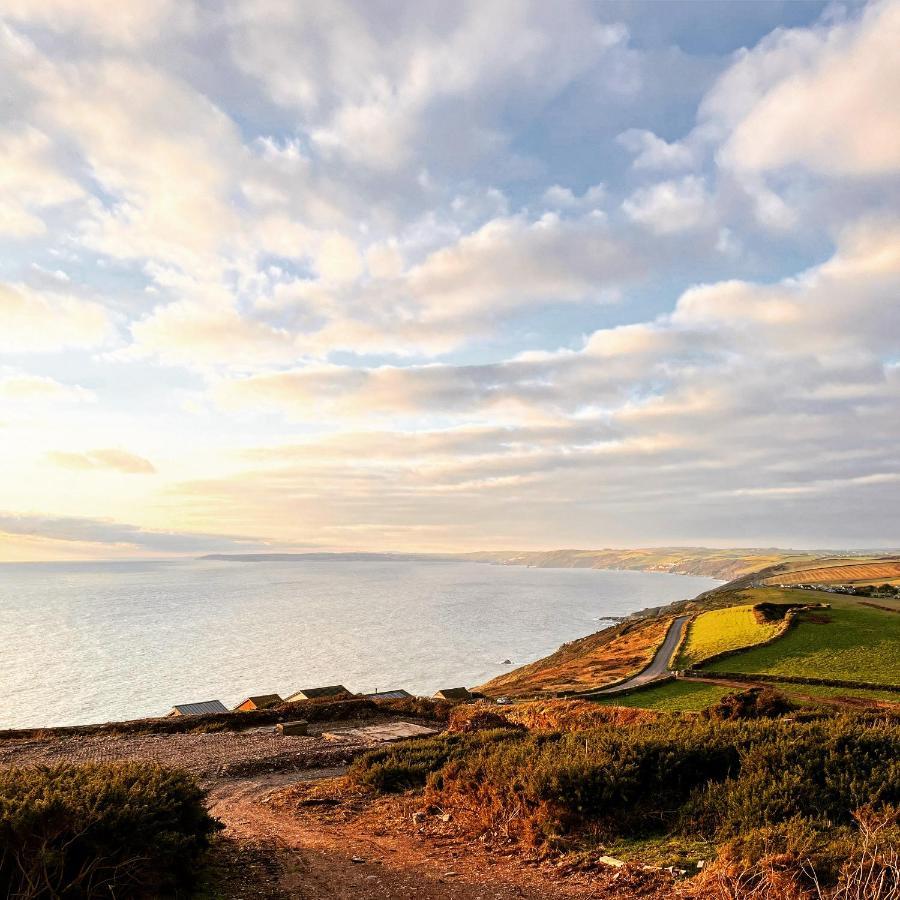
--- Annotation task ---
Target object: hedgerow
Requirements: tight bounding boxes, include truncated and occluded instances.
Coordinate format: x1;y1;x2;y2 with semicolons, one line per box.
0;762;219;898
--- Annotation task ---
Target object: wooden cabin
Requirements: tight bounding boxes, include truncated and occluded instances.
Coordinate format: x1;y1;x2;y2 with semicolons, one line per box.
284;685;350;702
358;689;413;701
234;693;283;712
432;687;472;702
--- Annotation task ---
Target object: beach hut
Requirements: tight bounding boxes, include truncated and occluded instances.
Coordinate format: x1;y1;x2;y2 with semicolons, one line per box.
167;700;228;717
233;693;283;712
358;689;413;701
284;685;350;702
433;687;472;702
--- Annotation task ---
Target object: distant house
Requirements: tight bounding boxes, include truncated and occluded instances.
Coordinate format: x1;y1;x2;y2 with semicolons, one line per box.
433;687;472;702
233;693;283;712
284;685;350;702
167;700;228;717
358;689;413;701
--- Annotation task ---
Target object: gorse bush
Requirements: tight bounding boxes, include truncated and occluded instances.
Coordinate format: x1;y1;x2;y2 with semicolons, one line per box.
350;714;899;862
0;762;219;898
702;687;795;721
349;729;519;793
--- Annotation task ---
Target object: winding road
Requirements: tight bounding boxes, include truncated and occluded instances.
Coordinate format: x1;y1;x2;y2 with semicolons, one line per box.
589;615;690;695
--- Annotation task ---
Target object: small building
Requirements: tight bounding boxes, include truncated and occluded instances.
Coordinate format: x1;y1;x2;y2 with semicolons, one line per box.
358;689;413;701
284;685;350;702
433;687;472;702
234;693;283;712
167;700;228;717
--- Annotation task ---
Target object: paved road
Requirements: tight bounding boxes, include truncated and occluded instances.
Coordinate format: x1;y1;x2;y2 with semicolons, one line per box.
589;615;691;695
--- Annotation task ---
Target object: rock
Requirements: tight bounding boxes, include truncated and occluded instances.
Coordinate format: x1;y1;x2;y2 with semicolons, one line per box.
502;659;512;664
597;855;625;868
351;856;365;864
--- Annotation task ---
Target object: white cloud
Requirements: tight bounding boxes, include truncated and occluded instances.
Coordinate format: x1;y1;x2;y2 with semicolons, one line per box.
47;448;156;474
713;1;900;176
0;282;111;352
0;0;192;47
617;129;696;171
622;176;712;234
0;127;84;237
0;372;95;403
541;183;605;210
230;1;630;173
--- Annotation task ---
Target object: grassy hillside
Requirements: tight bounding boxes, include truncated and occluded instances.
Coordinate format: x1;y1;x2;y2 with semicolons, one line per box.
478;615;671;697
676;602;785;667
461;547;818;580
703;594;900;685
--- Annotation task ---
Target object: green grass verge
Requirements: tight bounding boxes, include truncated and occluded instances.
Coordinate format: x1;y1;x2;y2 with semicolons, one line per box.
592;680;732;712
705;600;900;685
677;603;784;668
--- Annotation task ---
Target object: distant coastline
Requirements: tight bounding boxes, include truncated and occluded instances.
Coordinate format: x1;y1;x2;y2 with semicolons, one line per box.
202;547;900;583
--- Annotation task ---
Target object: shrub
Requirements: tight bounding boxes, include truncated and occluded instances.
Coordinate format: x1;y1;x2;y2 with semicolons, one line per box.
447;704;525;734
0;762;219;898
353;712;899;872
505;699;657;730
349;729;521;793
703;687;795;721
377;696;455;722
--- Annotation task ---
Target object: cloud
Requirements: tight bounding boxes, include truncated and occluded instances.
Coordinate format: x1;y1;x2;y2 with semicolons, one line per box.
0;372;95;403
711;1;900;176
0;0;191;46
0;282;112;352
0;511;269;553
0;126;84;237
622;176;712;234
617;129;696;171
230;2;630;174
47;448;156;474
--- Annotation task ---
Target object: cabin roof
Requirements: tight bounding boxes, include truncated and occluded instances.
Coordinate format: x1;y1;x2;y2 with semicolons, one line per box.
433;687;471;700
236;693;282;709
359;689;412;701
170;700;228;716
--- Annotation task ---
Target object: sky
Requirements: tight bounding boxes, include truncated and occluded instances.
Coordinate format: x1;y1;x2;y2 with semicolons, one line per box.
1;0;899;561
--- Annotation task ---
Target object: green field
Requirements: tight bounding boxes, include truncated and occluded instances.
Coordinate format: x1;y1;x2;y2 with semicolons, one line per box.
775;682;900;705
593;680;732;712
677;603;784;667
705;598;900;685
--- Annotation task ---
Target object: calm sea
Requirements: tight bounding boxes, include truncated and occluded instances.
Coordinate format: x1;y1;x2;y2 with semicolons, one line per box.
0;558;719;729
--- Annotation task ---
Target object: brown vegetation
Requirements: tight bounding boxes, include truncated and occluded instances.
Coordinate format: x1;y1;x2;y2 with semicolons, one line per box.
479;616;672;697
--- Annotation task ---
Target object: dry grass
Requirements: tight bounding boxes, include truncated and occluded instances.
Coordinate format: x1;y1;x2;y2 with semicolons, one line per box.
478;616;672;697
695;808;900;900
504;698;658;729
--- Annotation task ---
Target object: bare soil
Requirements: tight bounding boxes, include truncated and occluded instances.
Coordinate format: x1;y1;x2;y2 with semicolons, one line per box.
206;770;679;899
0;713;683;897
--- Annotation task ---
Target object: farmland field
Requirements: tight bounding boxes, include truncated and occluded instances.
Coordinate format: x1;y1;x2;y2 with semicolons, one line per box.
705;600;900;685
592;679;731;712
676;603;784;668
764;560;900;585
775;682;900;705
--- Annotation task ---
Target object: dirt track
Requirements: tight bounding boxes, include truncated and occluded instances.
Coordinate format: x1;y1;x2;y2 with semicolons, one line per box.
207;770;673;899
